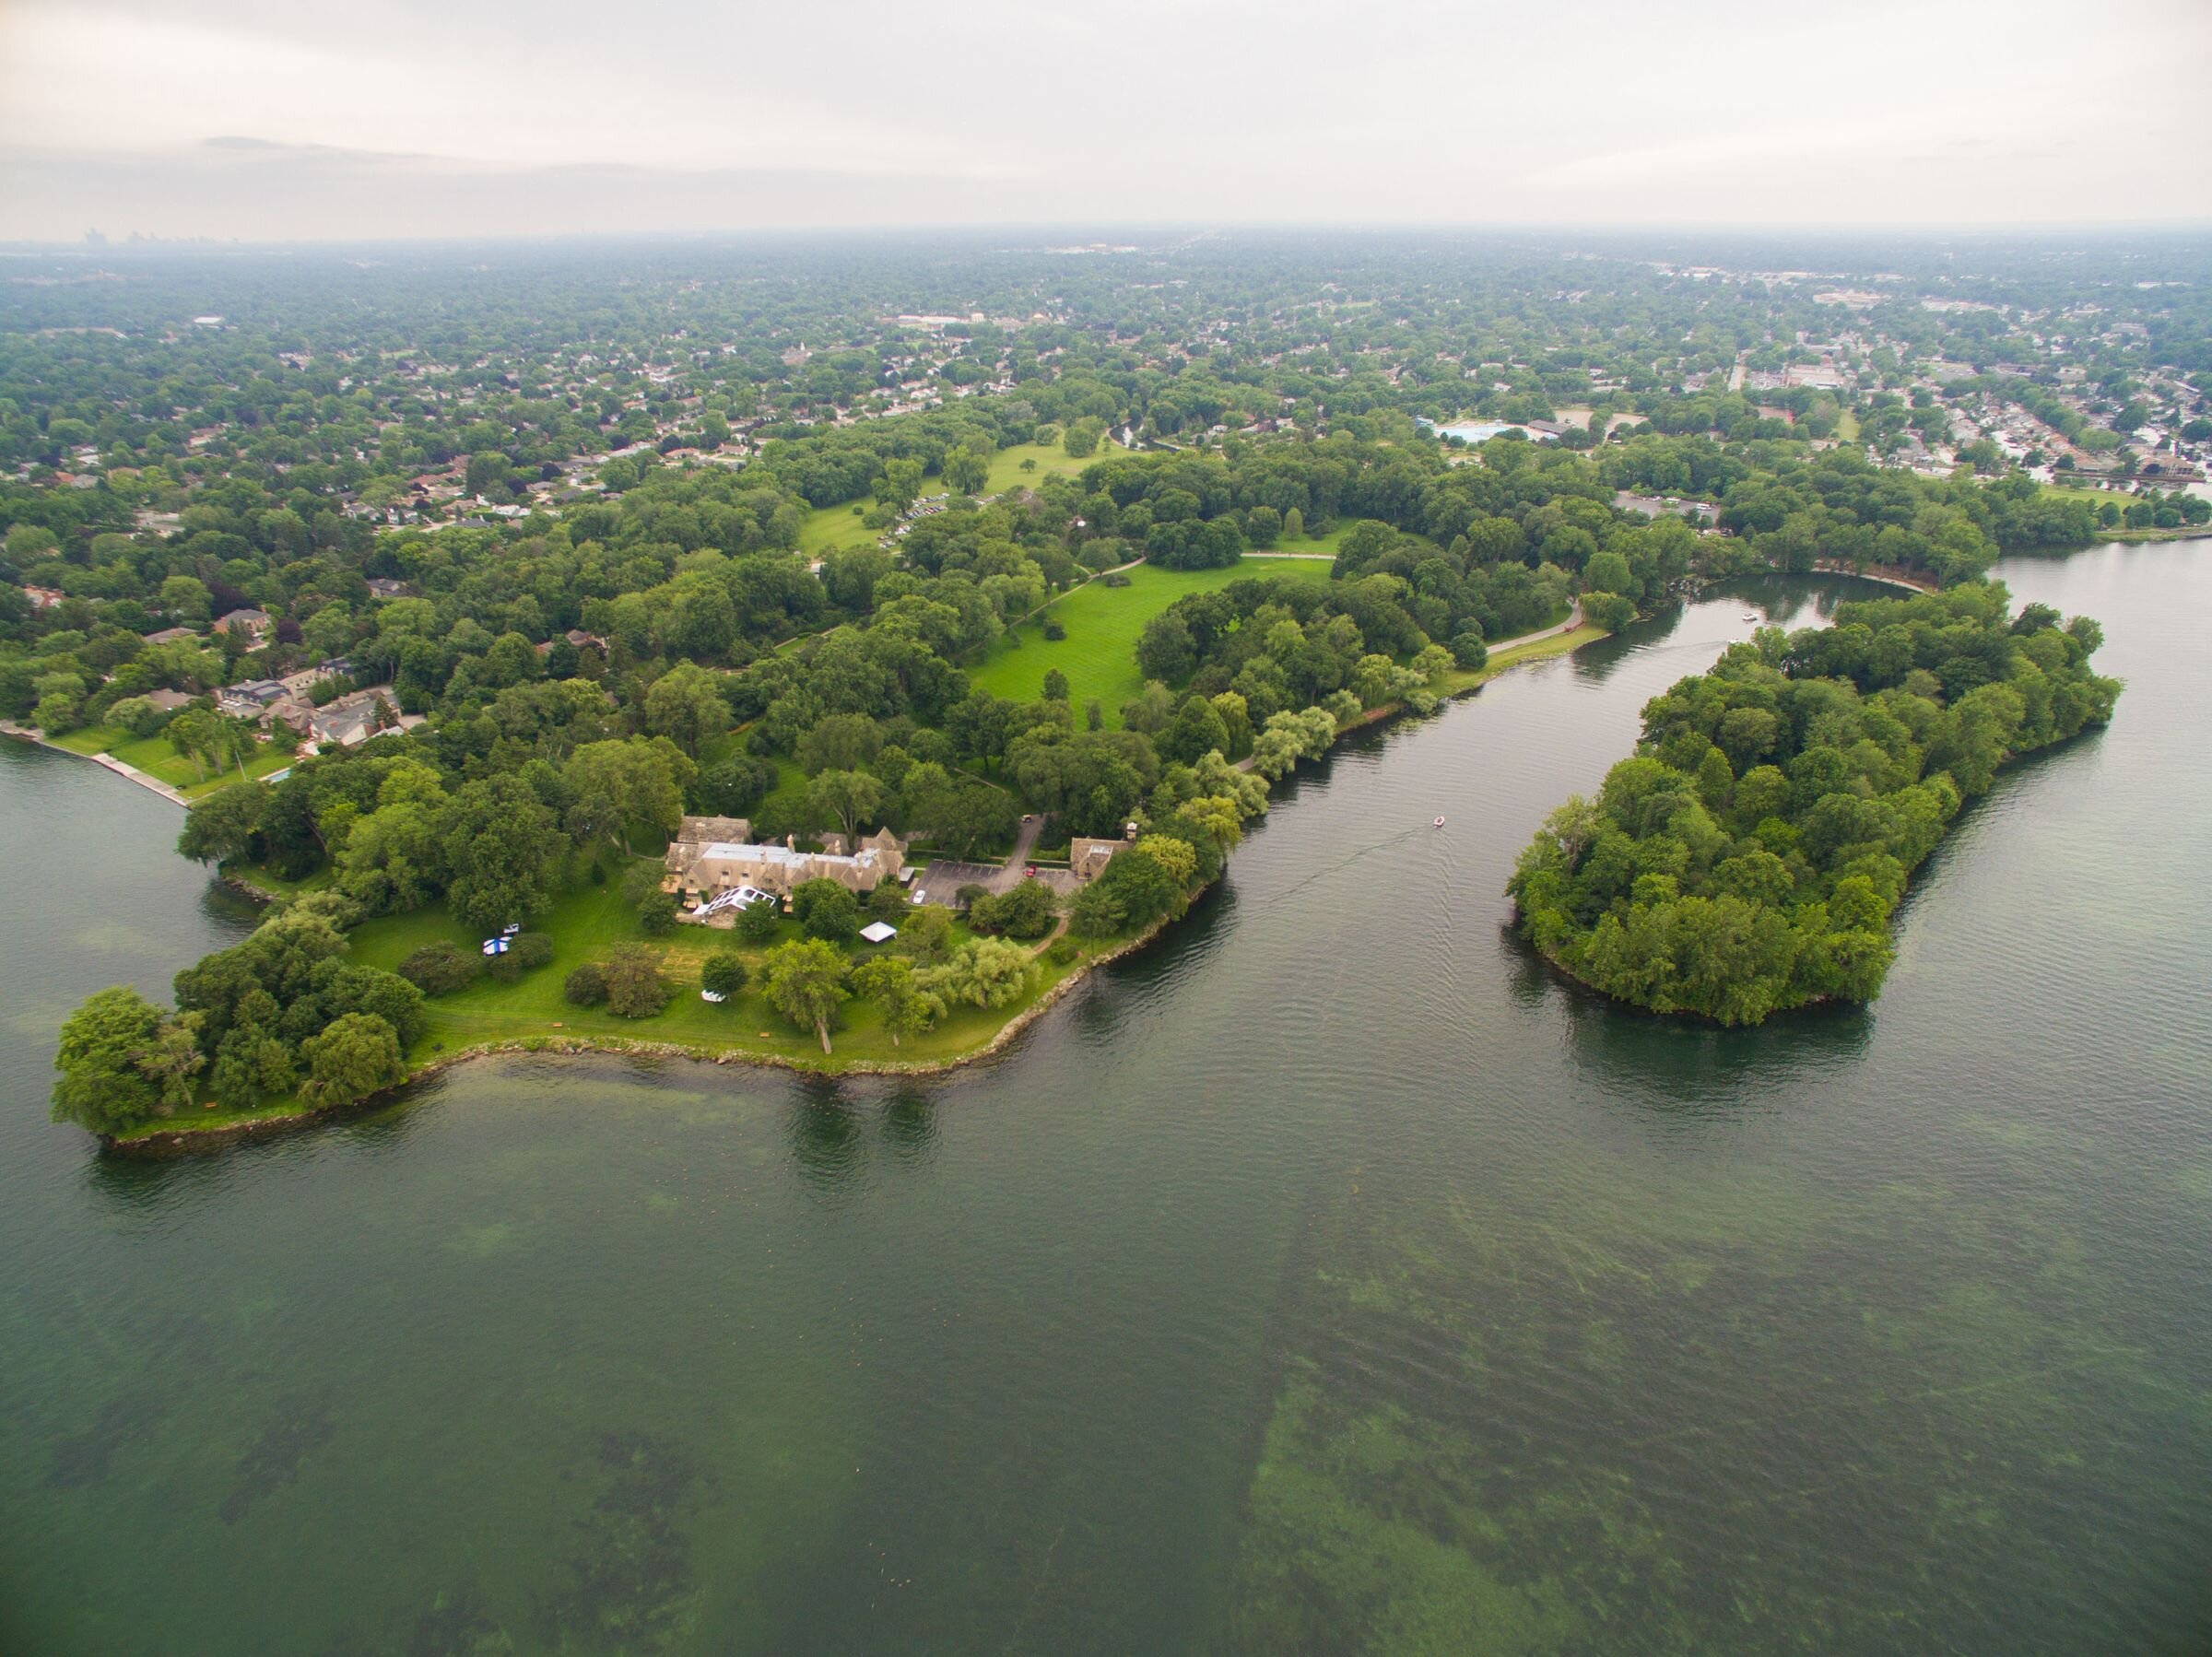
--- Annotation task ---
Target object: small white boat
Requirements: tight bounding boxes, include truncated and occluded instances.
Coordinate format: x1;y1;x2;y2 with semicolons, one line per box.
1433;816;1446;828
1742;612;1759;622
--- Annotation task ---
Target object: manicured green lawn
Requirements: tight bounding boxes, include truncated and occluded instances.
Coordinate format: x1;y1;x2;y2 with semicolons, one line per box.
49;723;296;798
2040;483;2119;509
973;439;1130;494
797;500;876;557
969;557;1333;721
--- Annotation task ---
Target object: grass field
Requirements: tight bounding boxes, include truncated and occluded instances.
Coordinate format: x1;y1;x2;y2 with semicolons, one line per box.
50;723;295;798
794;440;1135;558
2040;482;2121;508
968;556;1334;721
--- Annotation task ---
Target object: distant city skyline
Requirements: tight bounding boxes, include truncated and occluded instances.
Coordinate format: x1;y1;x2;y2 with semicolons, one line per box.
3;0;2207;243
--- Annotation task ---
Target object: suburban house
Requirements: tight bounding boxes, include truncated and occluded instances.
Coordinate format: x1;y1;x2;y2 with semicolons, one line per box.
1068;824;1139;881
364;578;412;601
665;825;905;900
265;696;316;734
217;679;288;719
280;681;406;747
535;628;608;659
143;626;199;646
143;688;195;713
277;659;352;699
212;607;271;644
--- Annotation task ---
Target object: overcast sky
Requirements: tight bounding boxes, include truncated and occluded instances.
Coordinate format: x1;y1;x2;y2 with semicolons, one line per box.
2;0;2207;243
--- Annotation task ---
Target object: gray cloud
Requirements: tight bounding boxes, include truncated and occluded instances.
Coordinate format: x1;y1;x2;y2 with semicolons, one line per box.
1;0;2206;241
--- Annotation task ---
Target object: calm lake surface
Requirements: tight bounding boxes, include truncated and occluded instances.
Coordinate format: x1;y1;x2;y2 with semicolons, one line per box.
2;546;2207;1655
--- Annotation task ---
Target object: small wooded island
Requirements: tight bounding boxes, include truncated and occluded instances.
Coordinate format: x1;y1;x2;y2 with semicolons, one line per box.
1509;583;2120;1025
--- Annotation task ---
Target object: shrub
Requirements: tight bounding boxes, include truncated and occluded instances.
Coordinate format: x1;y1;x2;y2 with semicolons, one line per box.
511;931;555;970
1450;632;1488;671
1044;936;1079;967
700;952;748;999
110;696;167;740
865;883;909;923
602;945;672;1018
636;889;679;936
563;963;609;1006
398;941;480;996
791;877;859;944
1042;619;1066;641
735;898;782;944
1582;591;1637;631
590;861;607;886
487;953;522;984
969;878;1057;940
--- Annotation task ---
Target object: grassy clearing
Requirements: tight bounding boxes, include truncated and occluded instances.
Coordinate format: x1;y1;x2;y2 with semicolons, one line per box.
1258;518;1394;558
2039;482;2121;508
969;557;1333;721
793;441;1135;558
222;862;334;899
797;501;875;557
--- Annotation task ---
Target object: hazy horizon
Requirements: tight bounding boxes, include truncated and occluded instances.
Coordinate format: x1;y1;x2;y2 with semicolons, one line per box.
3;0;2209;244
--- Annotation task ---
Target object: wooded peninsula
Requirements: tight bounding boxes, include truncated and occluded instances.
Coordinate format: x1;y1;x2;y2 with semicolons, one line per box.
8;233;2190;1141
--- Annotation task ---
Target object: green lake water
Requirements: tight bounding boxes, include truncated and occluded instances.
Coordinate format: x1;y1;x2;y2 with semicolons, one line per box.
2;546;2207;1654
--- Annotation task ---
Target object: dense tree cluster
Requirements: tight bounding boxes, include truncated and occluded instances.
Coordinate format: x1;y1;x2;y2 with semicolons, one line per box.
1509;586;2120;1024
51;891;428;1135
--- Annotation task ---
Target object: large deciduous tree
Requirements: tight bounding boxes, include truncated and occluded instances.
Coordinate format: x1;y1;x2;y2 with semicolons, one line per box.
440;773;570;934
761;938;849;1052
51;985;167;1134
298;1012;405;1107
